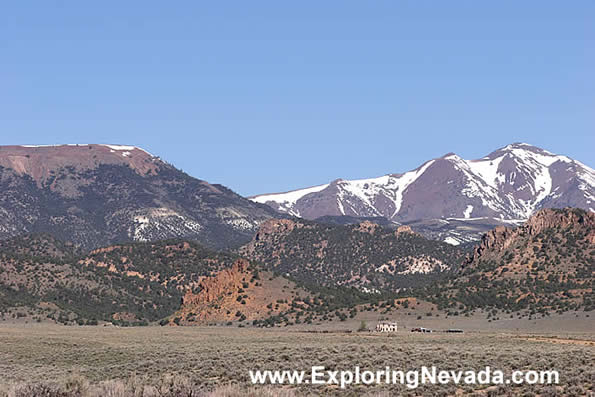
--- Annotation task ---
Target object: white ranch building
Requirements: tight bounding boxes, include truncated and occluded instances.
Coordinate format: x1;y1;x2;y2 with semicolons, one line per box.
375;321;398;332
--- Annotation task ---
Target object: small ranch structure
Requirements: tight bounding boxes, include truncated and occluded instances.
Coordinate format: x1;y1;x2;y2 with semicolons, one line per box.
375;321;398;332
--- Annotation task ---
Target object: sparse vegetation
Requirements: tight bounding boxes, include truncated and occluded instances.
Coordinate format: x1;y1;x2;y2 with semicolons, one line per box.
0;236;239;324
240;219;465;291
0;325;592;396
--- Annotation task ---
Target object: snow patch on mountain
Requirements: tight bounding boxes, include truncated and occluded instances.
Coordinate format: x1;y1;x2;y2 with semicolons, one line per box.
467;156;505;189
339;175;390;215
448;155;505;213
18;144;155;157
251;183;330;216
130;208;202;242
444;236;461;246
101;145;155;157
103;145;138;151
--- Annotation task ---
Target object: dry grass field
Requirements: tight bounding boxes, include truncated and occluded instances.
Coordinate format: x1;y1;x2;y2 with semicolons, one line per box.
0;323;593;396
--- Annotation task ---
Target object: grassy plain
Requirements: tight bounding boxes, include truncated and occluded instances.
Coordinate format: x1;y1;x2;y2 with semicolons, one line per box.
0;322;593;396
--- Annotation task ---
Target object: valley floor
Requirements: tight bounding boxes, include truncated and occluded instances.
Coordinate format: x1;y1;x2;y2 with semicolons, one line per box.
291;309;595;334
0;322;593;396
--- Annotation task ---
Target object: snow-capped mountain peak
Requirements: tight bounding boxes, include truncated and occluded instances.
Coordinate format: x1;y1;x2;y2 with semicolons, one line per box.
251;143;594;243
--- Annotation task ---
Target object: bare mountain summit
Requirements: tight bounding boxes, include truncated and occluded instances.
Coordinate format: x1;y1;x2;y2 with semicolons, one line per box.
251;143;594;244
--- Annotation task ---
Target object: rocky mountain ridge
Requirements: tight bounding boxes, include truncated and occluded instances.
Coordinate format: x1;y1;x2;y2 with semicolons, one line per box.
240;218;465;291
416;208;594;315
466;207;595;266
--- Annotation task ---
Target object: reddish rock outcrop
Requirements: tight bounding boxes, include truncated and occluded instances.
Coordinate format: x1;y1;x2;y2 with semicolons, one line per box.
182;259;250;306
171;258;306;325
241;219;301;257
395;225;415;235
355;221;380;234
254;219;298;239
467;208;594;265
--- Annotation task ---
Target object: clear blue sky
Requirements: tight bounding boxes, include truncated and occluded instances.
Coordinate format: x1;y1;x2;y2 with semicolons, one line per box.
1;1;593;196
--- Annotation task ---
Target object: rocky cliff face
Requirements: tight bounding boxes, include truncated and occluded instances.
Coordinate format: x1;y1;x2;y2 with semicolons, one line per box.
182;259;251;307
254;218;300;241
468;208;595;265
0;144;280;249
171;258;306;325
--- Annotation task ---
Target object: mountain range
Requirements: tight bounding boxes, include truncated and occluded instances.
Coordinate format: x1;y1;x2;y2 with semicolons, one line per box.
0;142;592;326
1;208;590;326
1;143;592;249
251;143;594;244
0;144;279;250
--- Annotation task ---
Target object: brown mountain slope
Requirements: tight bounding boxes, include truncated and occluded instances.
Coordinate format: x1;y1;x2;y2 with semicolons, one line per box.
169;257;403;328
0;144;159;187
415;208;594;315
77;240;238;291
